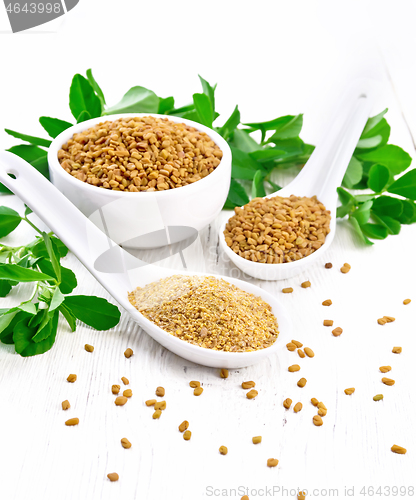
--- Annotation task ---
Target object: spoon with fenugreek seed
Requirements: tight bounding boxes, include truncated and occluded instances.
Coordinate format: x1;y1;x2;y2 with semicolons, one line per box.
220;79;379;280
0;152;292;368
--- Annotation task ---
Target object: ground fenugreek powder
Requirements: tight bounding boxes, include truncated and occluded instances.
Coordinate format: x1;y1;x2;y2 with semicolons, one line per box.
58;116;223;192
128;275;279;352
224;195;331;264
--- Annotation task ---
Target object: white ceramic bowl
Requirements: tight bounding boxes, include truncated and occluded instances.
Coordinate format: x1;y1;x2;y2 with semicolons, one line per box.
48;113;232;249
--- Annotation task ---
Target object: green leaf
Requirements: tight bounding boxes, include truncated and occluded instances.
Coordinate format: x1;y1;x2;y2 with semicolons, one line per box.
167;103;195;116
387;169;416;200
7;144;47;164
348;216;374;246
336;187;356;218
229;129;261;153
30;155;50;180
13;312;58;356
50;288;65;312
32;309;55;342
0;309;19;336
342;157;363;188
361;109;388;136
218;105;240;140
69;74;102;120
24;205;33;216
86;69;106;106
43;233;61;283
231;147;263;180
199;75;216;110
158;96;175;114
224;179;250;209
367;164;390;193
0;280;12;297
4;129;51;148
29;235;68;259
19;302;36;315
356;118;390;150
356;145;412;176
372;196;403;217
0;310;31;344
77;110;92;123
252;170;266;198
249;148;287;163
0;264;54;282
39;117;73;138
351;200;373;225
270;138;305;158
396;199;416;224
59;303;77;332
0;206;22;238
37;259;77;295
104;86;159;115
266;115;303;143
267;179;281;192
192;93;213;128
63;295;120;330
360;223;388;240
371;212;401;235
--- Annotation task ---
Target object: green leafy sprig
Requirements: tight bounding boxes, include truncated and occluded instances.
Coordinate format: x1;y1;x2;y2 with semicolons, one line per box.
2;71;415;244
0;207;120;356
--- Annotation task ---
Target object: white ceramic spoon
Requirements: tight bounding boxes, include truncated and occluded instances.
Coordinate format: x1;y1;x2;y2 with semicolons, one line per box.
220;79;379;280
0;151;291;368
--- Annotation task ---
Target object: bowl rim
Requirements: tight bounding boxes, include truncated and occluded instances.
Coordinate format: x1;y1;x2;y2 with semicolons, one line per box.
47;112;232;198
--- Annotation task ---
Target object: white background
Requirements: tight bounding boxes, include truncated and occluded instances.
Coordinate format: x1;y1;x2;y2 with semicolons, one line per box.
0;1;415;499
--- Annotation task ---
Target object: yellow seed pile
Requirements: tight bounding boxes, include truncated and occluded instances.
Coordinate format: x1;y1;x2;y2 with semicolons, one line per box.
58;116;223;192
128;275;279;352
224;195;331;264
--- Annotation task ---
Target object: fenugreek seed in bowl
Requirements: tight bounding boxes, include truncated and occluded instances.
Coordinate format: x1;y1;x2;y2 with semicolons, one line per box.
128;275;279;352
223;195;331;264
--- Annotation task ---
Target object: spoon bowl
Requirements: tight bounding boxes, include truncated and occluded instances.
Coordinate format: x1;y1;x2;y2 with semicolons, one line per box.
219;79;379;280
0;151;291;368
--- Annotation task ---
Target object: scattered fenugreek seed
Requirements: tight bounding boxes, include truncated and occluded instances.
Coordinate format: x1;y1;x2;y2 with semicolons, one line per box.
311;398;319;407
123;389;133;398
322;299;332;306
288;364;300;372
194;387;204;396
246;389;258;399
373;394;384;401
189;381;200;388
183;430;192;440
282;287;294;293
297;349;305;358
292;340;303;348
313;415;323;426
61;400;70;410
392;346;402;354
179;420;189;432
156;386;165;397
65;418;79;426
380;366;391;373
252;436;262;444
384;316;395;323
121;438;132;449
267;458;279;467
121;377;129;385
153;410;162;419
286;342;297;352
332;327;343;337
124;348;133;358
115;396;128;406
318;408;327;417
391;444;407;454
377;318;387;325
325;262;332;269
317;402;327;410
323;320;333;326
304;347;314;358
341;263;351;273
298;491;306;500
283;398;292;409
294;402;303;413
301;281;311;288
84;344;94;352
154;401;166;410
112;385;121;395
219;446;228;455
67;374;77;383
297;378;307;388
242;381;256;389
241;496;249;500
145;399;156;407
220;369;229;379
107;473;119;482
382;378;395;386
344;388;355;395
403;299;411;305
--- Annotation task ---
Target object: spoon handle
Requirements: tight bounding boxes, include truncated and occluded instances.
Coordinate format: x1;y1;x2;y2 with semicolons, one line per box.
0;151;141;298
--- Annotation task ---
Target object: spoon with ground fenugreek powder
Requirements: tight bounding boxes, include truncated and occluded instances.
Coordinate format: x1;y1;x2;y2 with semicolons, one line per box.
0;151;291;368
220;79;379;280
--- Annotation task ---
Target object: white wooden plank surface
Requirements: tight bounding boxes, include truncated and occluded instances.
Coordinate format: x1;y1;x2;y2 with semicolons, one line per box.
1;2;416;499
